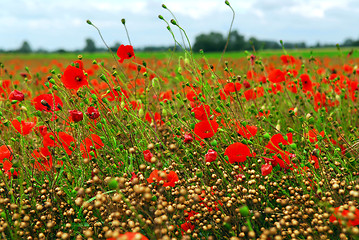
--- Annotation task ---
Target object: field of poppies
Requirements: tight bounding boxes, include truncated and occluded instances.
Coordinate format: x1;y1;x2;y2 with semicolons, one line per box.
1;35;359;240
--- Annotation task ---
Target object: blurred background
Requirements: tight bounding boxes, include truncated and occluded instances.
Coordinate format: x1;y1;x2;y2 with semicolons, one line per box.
1;0;359;53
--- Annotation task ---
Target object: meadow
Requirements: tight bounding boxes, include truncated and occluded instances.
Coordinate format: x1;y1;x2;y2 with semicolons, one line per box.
0;42;359;240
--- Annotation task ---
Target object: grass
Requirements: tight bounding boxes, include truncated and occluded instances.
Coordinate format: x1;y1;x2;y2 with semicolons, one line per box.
1;46;358;61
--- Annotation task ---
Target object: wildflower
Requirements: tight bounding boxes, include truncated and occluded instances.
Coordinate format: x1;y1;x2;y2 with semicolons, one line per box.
224;142;255;164
11;119;36;135
143;149;153;163
181;222;195;233
86;106;100;119
184;133;193;143
69;110;83;122
268;69;286;83
32;94;63;112
43;132;76;155
9;90;25;101
224;82;242;95
35;125;48;137
235;122;257;139
300;74;313;93
280;55;296;64
107;232;148;240
61;65;88;90
117;45;135;63
194;120;219;139
147;169;179;187
80;134;104;159
261;163;273;176
265;133;293;154
191;104;211;121
205;149;217;163
31;147;53;171
0;145;13;162
329;206;359;226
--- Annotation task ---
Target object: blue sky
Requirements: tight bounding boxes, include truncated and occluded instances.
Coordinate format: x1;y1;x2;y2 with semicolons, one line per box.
1;0;358;51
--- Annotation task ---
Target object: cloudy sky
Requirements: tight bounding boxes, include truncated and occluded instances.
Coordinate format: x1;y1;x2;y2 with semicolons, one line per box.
1;0;358;51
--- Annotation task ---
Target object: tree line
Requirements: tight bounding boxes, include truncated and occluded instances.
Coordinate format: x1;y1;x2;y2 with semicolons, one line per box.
1;30;359;53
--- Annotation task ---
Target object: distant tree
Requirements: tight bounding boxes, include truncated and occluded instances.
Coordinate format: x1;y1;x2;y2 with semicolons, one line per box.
83;38;97;52
193;32;226;52
18;41;32;53
248;37;261;51
110;42;122;52
227;30;247;51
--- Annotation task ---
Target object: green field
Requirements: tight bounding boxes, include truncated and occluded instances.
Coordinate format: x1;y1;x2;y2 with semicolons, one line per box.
1;47;358;61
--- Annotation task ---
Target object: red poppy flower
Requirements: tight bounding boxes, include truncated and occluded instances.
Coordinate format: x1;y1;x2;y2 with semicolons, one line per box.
329;206;359;227
306;129;324;143
43;132;76;155
86;106;100;119
235;122;257;139
11;119;36;135
184;210;198;221
265;133;293;154
80;134;104;159
143;150;153;163
194;120;219;139
224;142;255;164
147;169;179;187
107;232;149;240
32;94;63;112
2;160;17;179
181;222;195;233
145;112;164;125
117;45;135;63
205;149;217;163
31;147;53;171
272;151;297;169
280;55;296;65
61;65;88;90
287;81;298;94
35;125;48;137
184;133;193;143
300;74;313;93
9;90;25;101
268;69;286;83
73;60;84;70
224;82;242;94
0;145;13;162
191;104;211;121
69;110;83;122
261;163;273;176
243;80;251;89
243;87;264;101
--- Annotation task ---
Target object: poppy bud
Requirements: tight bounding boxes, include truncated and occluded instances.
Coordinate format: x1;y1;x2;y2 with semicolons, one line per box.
170;19;177;25
205;149;217;163
86;107;100;120
69;110;83;123
86;20;92;25
143;150;153;163
108;178;118;190
261;164;273;176
239;205;250;217
184;133;193;143
9;90;25;102
139;108;144;118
